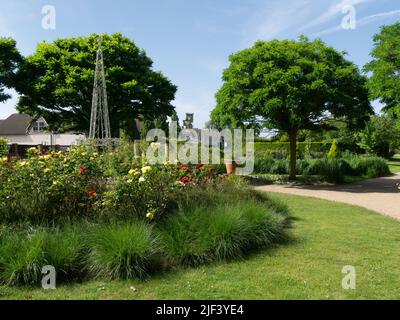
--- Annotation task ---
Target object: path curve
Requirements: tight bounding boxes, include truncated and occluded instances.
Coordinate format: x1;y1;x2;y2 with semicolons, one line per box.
255;173;400;220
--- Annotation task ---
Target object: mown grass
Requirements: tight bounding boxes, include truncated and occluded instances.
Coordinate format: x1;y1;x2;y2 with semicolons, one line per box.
388;155;400;173
2;193;399;300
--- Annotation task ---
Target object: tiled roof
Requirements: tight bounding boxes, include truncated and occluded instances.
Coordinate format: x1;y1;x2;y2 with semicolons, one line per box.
0;114;32;135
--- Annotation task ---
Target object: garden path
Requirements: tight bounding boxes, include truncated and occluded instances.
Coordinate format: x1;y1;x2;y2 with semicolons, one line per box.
255;173;400;220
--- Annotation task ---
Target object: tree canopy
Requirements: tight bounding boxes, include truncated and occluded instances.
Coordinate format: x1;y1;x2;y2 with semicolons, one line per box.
211;37;372;179
14;33;177;137
0;37;22;102
364;22;400;118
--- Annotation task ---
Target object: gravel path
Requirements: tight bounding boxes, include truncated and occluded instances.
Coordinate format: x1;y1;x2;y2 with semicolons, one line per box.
255;173;400;220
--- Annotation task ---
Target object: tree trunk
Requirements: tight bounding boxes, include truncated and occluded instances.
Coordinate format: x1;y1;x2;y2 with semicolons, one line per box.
288;130;297;180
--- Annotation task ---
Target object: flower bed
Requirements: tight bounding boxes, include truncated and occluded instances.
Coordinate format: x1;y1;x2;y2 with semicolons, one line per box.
0;144;291;285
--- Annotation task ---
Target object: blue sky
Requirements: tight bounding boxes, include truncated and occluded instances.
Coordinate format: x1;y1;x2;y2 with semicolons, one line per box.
0;0;399;128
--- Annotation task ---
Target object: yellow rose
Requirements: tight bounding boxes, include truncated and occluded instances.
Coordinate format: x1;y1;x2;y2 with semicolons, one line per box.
43;168;50;173
139;176;146;183
146;211;154;220
141;166;152;174
127;179;133;184
128;169;137;175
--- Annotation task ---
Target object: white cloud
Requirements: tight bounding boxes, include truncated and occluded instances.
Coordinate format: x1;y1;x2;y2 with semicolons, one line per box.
301;0;374;31
312;9;400;37
358;9;400;25
242;0;313;45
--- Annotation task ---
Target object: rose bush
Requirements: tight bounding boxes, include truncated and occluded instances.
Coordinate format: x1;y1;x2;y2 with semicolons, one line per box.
0;144;221;224
0;146;105;223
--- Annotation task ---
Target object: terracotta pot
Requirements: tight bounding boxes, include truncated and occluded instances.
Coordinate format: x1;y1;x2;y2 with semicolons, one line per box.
225;161;237;175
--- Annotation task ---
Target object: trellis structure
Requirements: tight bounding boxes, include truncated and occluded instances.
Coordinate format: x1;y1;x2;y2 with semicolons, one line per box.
89;37;111;141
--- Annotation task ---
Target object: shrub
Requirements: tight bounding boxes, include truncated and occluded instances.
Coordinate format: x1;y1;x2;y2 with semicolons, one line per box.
0;145;105;223
345;155;390;178
327;139;339;159
304;158;352;183
85;221;161;279
254;155;276;173
357;115;400;158
0;138;8;157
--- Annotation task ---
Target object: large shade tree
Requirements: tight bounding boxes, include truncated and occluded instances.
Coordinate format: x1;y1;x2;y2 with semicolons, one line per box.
364;22;400;118
0;37;22;102
211;37;372;179
14;33;177;138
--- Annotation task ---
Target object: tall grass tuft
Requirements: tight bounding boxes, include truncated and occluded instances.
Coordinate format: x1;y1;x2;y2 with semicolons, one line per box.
85;221;161;279
43;226;85;281
0;230;46;285
160;200;289;267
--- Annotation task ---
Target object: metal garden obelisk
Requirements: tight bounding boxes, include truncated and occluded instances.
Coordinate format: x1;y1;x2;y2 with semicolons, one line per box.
89;37;111;141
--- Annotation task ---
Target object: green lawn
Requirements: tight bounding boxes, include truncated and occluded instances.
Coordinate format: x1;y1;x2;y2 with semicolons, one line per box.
388;155;400;173
2;193;399;300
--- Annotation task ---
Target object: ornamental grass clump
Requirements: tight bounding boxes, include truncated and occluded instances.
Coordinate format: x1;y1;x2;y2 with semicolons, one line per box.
160;194;290;267
42;226;85;281
85;221;162;279
0;230;46;285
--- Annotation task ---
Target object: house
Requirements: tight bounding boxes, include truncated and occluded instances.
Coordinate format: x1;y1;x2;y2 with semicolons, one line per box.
0;113;86;153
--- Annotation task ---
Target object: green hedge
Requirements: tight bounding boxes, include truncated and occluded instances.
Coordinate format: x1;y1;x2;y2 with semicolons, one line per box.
255;142;331;159
254;154;390;183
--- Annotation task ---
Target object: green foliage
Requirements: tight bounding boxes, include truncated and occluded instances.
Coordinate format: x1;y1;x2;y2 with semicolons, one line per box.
0;230;46;285
0;37;22;102
0;138;8;157
254;153;390;183
86;221;161;279
343;153;390;178
364;23;400;118
255;142;331;159
14;33;177;137
304;158;351;183
356;116;400;158
160;198;289;266
212;37;372;179
0;172;291;285
0;145;105;224
327;139;339;159
43;226;85;281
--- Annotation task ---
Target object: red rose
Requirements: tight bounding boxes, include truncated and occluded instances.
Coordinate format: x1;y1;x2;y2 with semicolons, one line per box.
80;166;87;175
181;176;189;184
196;163;204;169
179;164;188;169
86;203;91;209
88;190;96;197
186;169;193;173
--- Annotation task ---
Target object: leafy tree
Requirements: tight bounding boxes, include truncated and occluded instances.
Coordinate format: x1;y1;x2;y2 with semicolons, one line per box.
0;38;22;102
357;115;400;158
364;23;400;118
211;37;372;179
14;33;177;138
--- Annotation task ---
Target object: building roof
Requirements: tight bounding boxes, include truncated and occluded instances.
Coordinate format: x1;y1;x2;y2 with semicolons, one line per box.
0;113;32;135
